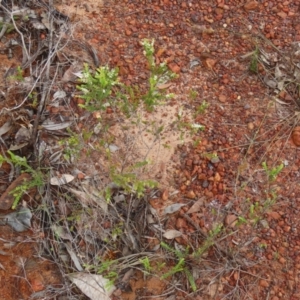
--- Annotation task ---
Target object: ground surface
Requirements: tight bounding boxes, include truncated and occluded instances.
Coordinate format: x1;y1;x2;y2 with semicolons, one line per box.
1;0;300;299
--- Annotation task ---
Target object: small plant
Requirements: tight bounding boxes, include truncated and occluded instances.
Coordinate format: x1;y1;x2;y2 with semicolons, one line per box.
237;215;247;226
189;122;205;134
195;100;209;114
8;66;24;82
141;39;177;111
0;18;16;36
108;165;157;199
28;91;38;108
160;242;197;292
112;223;123;241
202;152;219;161
175;106;205;136
262;161;283;182
259;243;267;249
85;258;118;289
140;256;152;275
249;201;261;224
189;89;198;100
0;151;44;209
193;224;223;258
76;39;176;114
249;46;259;73
77;64;120;112
193;138;201;147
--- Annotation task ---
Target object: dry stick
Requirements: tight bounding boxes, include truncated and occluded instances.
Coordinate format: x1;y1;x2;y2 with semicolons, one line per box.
30;26;72;151
0;22;8;40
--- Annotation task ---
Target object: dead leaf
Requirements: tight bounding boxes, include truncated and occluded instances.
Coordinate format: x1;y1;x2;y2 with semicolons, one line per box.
186;190;196;199
1;207;32;232
190;59;200;69
68;188;95;207
68;273;115;300
163;229;182;239
186;198;205;214
50;174;75;186
207;282;222;297
108;144;119;152
225;214;238;228
157;82;173;90
15;127;31;144
244;1;258;11
9;142;29;151
41;120;72;131
0;262;5;270
61;62;84;82
292;127;300;147
263;75;277;89
204;58;217;69
31;19;46;30
162;189;169;201
274;64;284;79
83;186;108;213
51;224;73;241
65;242;83;271
156;48;166;58
0;121;12;136
164;203;186;215
53;90;66;100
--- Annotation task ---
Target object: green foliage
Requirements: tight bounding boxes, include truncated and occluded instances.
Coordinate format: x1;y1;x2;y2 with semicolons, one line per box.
160;242;196;292
175;106;205;136
202;152;219;160
140;256;152;274
8;66;24;82
249;46;259;73
28;91;38;108
59;128;93;163
76;38;176;114
108;165;157;199
161;241;189;259
0;19;16;36
112;222;123;240
189;89;198;100
193;224;223;258
85;258;118;289
77;64;120;112
196;100;209;114
0;151;44;209
160;257;185;279
141;39;177;111
262;161;283;182
59;129;83;162
238;161;282;225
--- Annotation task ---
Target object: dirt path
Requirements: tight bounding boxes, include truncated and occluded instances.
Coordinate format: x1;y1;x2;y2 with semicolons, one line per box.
0;0;300;299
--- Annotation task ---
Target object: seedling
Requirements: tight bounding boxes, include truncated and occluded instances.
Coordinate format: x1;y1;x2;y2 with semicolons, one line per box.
108;166;157;199
189;89;198;100
0;151;44;209
85;258;118;289
160;242;197;292
195;100;209;114
249;46;259;73
262;161;283;182
193;224;223;258
140;256;152;275
141;38;177;111
8;66;24;82
77;64;120;112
